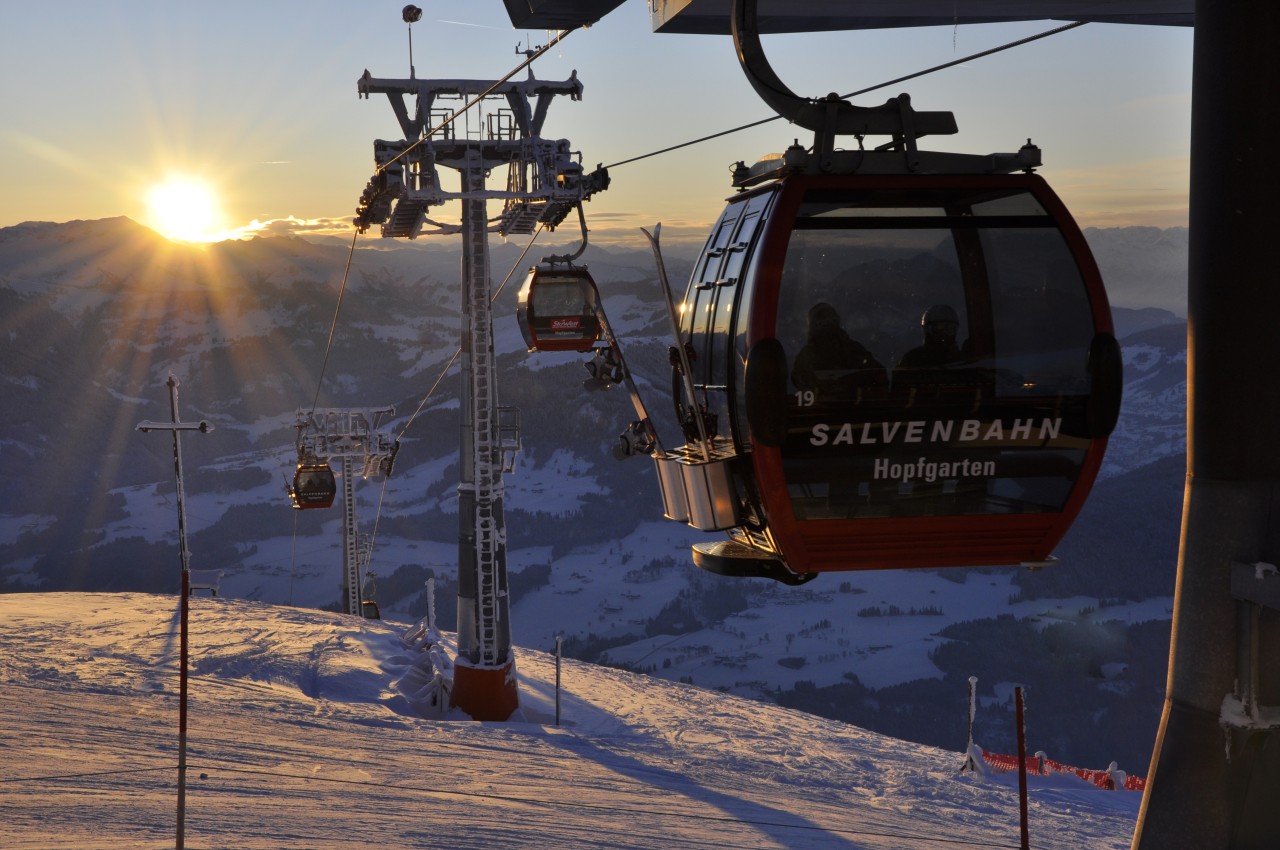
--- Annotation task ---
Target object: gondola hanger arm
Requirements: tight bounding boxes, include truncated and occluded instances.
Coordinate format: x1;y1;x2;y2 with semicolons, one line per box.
730;0;957;149
541;203;589;266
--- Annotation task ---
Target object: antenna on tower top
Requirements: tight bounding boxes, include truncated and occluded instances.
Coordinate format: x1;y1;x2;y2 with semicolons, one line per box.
402;5;423;78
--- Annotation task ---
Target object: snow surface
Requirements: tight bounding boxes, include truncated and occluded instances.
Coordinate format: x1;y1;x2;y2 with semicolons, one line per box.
0;593;1142;849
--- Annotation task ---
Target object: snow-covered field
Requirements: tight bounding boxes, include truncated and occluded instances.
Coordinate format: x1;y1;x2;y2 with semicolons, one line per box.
0;593;1142;849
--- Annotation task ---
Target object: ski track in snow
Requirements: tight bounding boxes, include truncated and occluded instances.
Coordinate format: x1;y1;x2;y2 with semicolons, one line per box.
0;593;1141;849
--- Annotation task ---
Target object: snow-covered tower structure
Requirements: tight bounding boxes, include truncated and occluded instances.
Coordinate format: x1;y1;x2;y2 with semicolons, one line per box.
353;28;608;719
291;407;398;617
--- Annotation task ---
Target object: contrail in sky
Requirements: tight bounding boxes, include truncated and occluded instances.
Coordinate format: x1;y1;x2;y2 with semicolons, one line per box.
438;19;495;29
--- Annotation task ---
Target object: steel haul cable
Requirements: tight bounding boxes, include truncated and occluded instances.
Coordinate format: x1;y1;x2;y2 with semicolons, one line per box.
603;21;1088;170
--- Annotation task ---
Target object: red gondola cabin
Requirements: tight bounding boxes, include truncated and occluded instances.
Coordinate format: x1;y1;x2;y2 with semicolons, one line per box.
668;171;1121;583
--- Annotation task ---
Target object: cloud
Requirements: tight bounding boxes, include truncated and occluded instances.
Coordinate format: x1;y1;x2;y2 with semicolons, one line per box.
1051;157;1190;229
219;211;721;251
225;216;356;240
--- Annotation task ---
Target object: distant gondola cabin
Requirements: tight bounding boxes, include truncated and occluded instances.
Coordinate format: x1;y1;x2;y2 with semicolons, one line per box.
291;463;337;510
516;267;601;353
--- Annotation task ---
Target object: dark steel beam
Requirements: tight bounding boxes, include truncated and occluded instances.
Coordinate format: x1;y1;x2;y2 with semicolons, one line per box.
1133;0;1280;846
501;0;627;29
499;1;1192;35
650;0;1191;33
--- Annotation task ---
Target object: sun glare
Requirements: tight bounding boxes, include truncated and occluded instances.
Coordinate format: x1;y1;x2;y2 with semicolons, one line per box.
145;179;224;242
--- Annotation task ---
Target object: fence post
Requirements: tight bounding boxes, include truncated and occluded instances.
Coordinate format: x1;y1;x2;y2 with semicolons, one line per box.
1015;686;1030;850
555;634;563;727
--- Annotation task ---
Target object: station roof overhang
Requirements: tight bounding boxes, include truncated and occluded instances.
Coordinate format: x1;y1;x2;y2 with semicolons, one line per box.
501;0;1192;32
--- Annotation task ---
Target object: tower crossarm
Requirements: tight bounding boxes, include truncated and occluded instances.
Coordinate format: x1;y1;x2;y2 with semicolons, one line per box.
357;71;582;140
355;136;609;237
353;66;606;239
294;407;398;472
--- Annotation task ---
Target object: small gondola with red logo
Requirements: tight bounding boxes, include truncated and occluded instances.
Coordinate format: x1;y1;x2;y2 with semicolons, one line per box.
516;204;605;355
516;265;602;353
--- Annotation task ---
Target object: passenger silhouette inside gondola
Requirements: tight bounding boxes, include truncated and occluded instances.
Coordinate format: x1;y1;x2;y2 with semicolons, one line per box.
893;304;987;515
892;303;977;403
790;302;887;404
898;303;964;369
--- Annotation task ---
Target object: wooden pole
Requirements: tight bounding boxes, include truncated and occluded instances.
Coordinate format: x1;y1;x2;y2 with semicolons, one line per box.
176;568;189;850
136;373;212;850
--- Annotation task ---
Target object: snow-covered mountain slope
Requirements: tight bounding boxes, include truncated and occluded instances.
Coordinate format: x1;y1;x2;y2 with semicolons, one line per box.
1101;321;1188;479
0;593;1142;850
0;217;1188;783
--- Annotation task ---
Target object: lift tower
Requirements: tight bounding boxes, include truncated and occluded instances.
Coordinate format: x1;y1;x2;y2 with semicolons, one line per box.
353;38;608;719
294;407;398;617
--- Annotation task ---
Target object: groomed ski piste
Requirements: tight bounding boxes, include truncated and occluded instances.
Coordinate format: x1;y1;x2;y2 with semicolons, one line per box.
0;593;1142;849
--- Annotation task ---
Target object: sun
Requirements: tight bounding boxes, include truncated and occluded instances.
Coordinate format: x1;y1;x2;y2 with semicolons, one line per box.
145;179;224;242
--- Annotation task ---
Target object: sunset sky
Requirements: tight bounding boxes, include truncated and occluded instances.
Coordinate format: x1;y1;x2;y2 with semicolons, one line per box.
0;1;1193;249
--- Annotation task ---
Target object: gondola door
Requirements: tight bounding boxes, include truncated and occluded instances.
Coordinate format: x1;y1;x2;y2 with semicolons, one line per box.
679;188;777;457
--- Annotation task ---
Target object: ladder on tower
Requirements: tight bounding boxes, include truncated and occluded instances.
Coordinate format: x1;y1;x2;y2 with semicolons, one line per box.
341;455;361;616
466;191;504;667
